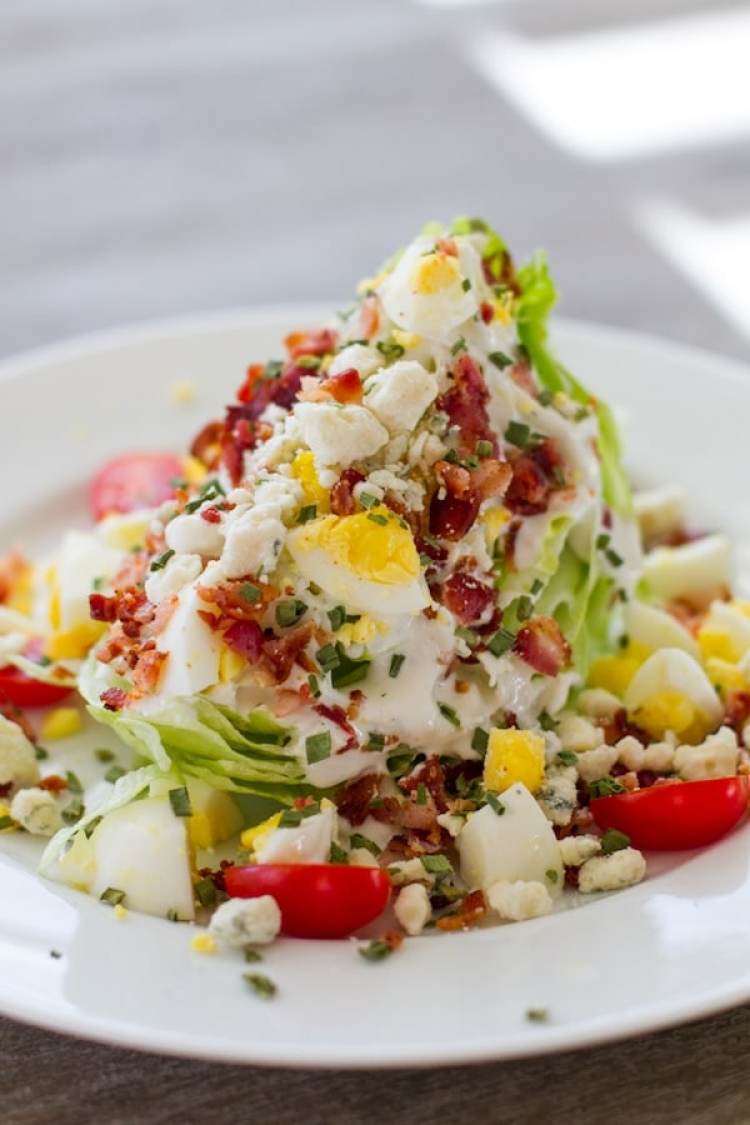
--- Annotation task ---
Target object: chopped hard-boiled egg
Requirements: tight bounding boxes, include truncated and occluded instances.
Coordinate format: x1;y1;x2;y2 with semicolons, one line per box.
287;506;429;615
240;811;283;853
96;511;151;553
364;360;438;435
156;584;221;697
458;783;563;892
379;239;480;343
625;600;699;660
48;531;124;632
643;534;732;607
254;801;337;865
186;779;243;850
624;648;722;742
588;643;651;698
484;729;545;794
40;707;82;742
290;451;330;513
90;796;195;920
698;600;750;665
633;485;685;545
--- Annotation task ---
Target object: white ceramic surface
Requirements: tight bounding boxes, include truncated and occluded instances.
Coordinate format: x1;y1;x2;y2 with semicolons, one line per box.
0;308;748;1068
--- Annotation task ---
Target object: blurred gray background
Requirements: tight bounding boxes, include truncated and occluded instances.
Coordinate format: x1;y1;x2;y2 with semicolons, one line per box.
3;2;750;1122
3;0;750;361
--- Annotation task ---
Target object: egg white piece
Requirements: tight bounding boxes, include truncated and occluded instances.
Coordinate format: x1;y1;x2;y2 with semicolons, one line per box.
643;534;732;606
255;803;337;865
379;238;480;344
54;531;124;631
155;583;221;698
91;796;195;920
626;600;700;659
458;783;563;892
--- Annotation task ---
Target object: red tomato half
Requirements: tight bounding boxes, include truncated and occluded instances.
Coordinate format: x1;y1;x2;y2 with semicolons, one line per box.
590;777;749;851
0;664;72;708
89;452;184;521
224;863;392;939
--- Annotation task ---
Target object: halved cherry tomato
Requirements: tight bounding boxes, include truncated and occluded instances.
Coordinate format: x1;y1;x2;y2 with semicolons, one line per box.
0;664;72;708
590;777;749;850
223;863;391;939
89;452;184;521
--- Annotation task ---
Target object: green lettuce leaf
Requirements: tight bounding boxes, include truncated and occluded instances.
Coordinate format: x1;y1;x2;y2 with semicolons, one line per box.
516;251;632;517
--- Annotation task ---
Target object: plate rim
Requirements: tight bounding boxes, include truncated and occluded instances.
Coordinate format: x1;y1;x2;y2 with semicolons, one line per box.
1;306;749;1069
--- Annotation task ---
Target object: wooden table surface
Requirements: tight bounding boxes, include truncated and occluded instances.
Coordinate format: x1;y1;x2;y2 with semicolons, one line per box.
2;1;750;1120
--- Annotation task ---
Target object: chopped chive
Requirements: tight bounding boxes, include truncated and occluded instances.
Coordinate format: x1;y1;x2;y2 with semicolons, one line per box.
243;972;277;999
296;354;321;369
168;786;193;817
0;816;14;830
601;828;630;855
476;439;493;459
149;549;175;572
94;748;115;763
366;513;388;527
461;278;472;292
589;776;626;799
315;644;340;672
365;732;385;752
92;576;103;592
438;703;461;728
596;533;611;550
166;908;179;922
329;841;349;864
244;947;263;963
420;854;452;875
455;626;478;646
416;782;427;805
100;887;126;907
350;833;380;856
240;582;262;604
545;868;559;884
451;336;468;355
486;792;505;816
306;731;332;764
358;939;395;962
105;765;126;784
359;492;379;509
489;351;513;370
526;1008;549;1023
307;581;322;596
443;449;459;463
275;598;307;628
34;746;48;761
195;877;217;907
296;504;317;524
487;628;515;657
471;727;489;755
505;421;531;449
605;548;624;568
331;653;370;689
556;749;578;767
539;711;557;732
388;653;406;678
307;673;321;698
530;578;544;596
516;596;533;623
376;337;405;363
327;605;346;632
61;799;83;825
64;770;83;795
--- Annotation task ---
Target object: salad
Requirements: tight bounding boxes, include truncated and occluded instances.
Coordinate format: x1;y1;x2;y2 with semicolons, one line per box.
0;217;747;962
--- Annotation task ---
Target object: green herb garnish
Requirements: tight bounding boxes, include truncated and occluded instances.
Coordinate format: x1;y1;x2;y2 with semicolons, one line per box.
168;786;193;817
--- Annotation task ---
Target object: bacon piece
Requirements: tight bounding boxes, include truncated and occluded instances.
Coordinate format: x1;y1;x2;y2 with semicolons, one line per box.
101;687;128;712
198;579;273;621
436;237;458;257
400;756;449;812
336;773;381;826
429;489;480;542
533;437;563;479
399;802;439;830
470;458;512;500
313;702;358;752
359;297;379;340
437;355;497;457
504;455;549;516
479;300;494;325
323;368;363;404
284;327;338;359
436;889;486;932
89;593;117;623
504;519;521;570
236;363;266;405
601;707;649;747
725;691;750;732
509;358;537;396
0;550;28;604
441;569;495;625
39;775;68;794
131;648;167;694
223;619;264;662
200;506;222;524
330;468;365;517
273;690;305;717
514;616;571;677
262;622;314;683
435;460;472;498
190;421;224;469
481;248;519;293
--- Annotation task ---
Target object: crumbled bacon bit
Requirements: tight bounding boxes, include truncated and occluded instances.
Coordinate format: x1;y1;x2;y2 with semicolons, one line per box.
323;367;363;404
101;687;128;712
89;593;117;623
470;458;512;500
436;237;458;257
0;550;28;604
262;622;314;683
479;300;494;325
313;703;358;752
514;616;571;676
429;490;480;542
38;775;68;793
504;455;549;516
436;889;486;932
509;358;537;396
285;327;338;359
399;756;449;812
222;619;264;662
190;420;224;469
200;506;222;524
336;773;381;825
724;691;750;732
236;363;266;405
601;708;649;747
330;468;365;517
435;460;473;498
198;579;273;620
131;647;167;693
440;568;495;625
436;355;497;457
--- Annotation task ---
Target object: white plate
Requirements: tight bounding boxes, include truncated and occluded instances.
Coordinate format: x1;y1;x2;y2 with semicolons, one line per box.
1;308;749;1068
